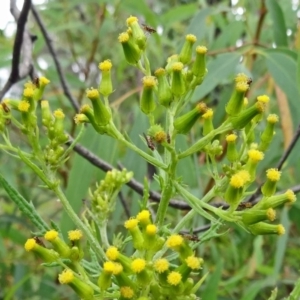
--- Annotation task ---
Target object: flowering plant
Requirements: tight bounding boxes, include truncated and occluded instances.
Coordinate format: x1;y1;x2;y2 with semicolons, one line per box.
0;15;298;299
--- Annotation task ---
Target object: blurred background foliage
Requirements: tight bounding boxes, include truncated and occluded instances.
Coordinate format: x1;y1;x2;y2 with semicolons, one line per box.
0;0;300;299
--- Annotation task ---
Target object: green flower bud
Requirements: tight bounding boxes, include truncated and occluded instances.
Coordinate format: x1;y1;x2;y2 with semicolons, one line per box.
126;16;147;50
44;230;71;258
179;34;197;64
224;170;250;210
166;235;193;262
86;88;111;126
33;76;50;101
226;80;249;116
226;134;238;162
119;32;141;65
41;100;53;127
192;46;207;78
202;108;214;135
140;76;157;115
242;208;276;225
24;238;59;263
245;149;264;181
259;114;279;151
171;62;186;96
257;189;296;210
53;109;68;143
174;102;207;134
155;68;173;107
131;258;150;286
148;124;167;143
58;269;94;300
124;218;144;250
165;54;179;74
230;101;266;130
248;222;285;236
261;168;281;197
98;261;115;290
98;60;113;96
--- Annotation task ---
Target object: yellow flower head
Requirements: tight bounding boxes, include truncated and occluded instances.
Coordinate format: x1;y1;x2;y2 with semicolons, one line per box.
266;208;276;221
124;218;139;230
112;263;123;275
202;108;213;119
257;95;270;103
103;261;115;274
172;62;184;72
230;173;245;188
196;46;207;54
235;73;248;83
285;189;296;203
154;258;169;273
136;210;151;223
146;224;157;236
166;234;184;248
185;255;203;270
86;88;99;100
74;113;89;124
126;15;138;26
167;271;182;286
39;76;50;86
226;133;237;142
44;230;58;241
23;87;34;98
106;246;119;261
68;229;83;241
118;32;130;43
131;258;146;273
186;34;197;43
236;81;249;92
58;269;74;284
142;76;156;88
99;60;112;72
267;114;279;124
54;109;65;119
248;149;264;162
277;224;285;235
120;286;134;299
24;238;37;251
18;100;30;112
266;168;281;182
154;68;166;76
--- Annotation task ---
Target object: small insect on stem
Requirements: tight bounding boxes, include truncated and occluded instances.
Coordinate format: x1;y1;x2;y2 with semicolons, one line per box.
141;23;157;34
143;133;155;151
179;233;200;242
237;202;253;210
33;77;40;88
247;77;253;85
34;236;46;247
2;102;10;113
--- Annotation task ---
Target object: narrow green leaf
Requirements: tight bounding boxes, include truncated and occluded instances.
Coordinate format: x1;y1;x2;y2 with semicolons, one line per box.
266;0;288;47
297;50;300;94
0;174;50;232
201;259;223;300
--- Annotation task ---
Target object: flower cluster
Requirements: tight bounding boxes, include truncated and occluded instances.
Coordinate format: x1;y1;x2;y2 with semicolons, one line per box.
24;210;204;299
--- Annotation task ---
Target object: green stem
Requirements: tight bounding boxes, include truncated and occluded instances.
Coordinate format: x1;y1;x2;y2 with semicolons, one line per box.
54;186;106;260
178;124;233;159
109;123;168;170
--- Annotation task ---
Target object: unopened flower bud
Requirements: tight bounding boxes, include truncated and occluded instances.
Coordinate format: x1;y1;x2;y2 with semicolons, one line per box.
171;62;186;96
126;16;146;50
140;76;157;114
179;34;197;64
248;222;285;236
174;102;207;134
226;80;249;116
192;46;207;78
226;133;238;162
155;68;173;107
98;60;113;96
118;32;141;65
259;114;279;151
